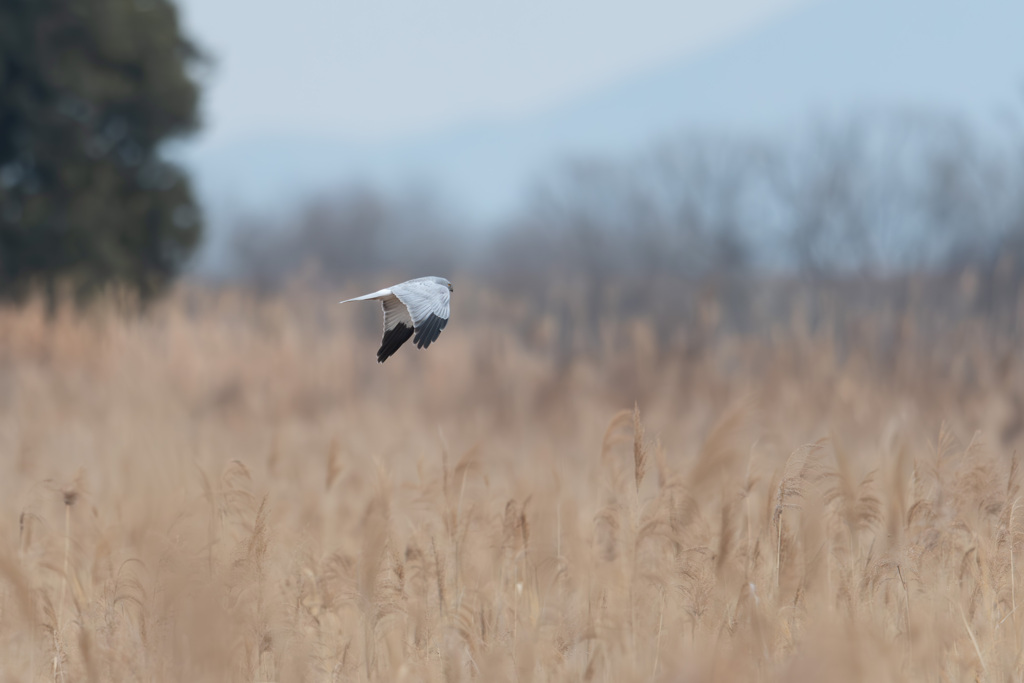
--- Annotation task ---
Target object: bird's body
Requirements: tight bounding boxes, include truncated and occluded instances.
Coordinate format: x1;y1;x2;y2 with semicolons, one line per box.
341;276;452;363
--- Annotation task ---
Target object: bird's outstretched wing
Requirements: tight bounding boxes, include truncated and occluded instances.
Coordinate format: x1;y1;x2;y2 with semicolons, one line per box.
376;295;415;363
390;279;450;350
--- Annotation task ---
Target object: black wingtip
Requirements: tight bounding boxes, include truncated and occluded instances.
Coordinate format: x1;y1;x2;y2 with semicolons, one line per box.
413;313;449;349
377;323;414;363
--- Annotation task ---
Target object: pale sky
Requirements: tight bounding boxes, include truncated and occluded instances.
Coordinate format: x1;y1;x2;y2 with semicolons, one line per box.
174;0;810;147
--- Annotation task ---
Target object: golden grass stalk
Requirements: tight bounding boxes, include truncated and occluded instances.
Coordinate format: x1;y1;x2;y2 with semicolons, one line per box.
0;285;1020;681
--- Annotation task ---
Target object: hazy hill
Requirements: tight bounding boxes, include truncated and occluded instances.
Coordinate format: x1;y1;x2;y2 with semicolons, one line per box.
181;0;1024;261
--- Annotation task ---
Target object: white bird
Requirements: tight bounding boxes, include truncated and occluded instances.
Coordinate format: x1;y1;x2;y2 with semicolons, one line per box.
340;276;453;363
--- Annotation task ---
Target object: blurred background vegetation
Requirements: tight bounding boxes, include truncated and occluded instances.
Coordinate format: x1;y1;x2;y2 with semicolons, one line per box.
3;5;1024;679
1;0;1023;338
229;110;1024;361
0;0;203;306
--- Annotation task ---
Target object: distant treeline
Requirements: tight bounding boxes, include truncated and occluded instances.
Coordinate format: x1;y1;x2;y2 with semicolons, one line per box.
231;110;1023;284
229;109;1024;333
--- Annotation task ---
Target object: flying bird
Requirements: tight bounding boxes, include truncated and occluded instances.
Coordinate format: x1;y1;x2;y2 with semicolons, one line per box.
340;276;452;363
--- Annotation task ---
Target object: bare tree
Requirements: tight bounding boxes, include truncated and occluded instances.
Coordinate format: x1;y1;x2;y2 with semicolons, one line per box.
230;185;466;291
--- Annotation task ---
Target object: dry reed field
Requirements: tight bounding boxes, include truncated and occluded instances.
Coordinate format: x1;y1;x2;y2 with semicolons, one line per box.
1;280;1024;682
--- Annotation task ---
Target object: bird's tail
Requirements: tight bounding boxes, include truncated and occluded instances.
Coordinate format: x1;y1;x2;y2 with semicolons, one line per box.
339;288;391;304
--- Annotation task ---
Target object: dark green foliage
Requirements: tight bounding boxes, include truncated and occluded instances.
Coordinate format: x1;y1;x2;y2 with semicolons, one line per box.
0;0;203;303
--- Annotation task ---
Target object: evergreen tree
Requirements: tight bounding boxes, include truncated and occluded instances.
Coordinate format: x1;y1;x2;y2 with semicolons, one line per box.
0;0;203;302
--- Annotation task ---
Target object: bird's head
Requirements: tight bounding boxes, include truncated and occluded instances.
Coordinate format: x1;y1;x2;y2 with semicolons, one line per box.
429;275;453;293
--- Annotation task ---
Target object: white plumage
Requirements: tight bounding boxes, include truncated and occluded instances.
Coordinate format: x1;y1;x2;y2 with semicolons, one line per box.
340;276;452;363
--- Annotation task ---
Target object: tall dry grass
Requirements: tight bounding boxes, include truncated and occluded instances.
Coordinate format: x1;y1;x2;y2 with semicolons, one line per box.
0;280;1022;681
